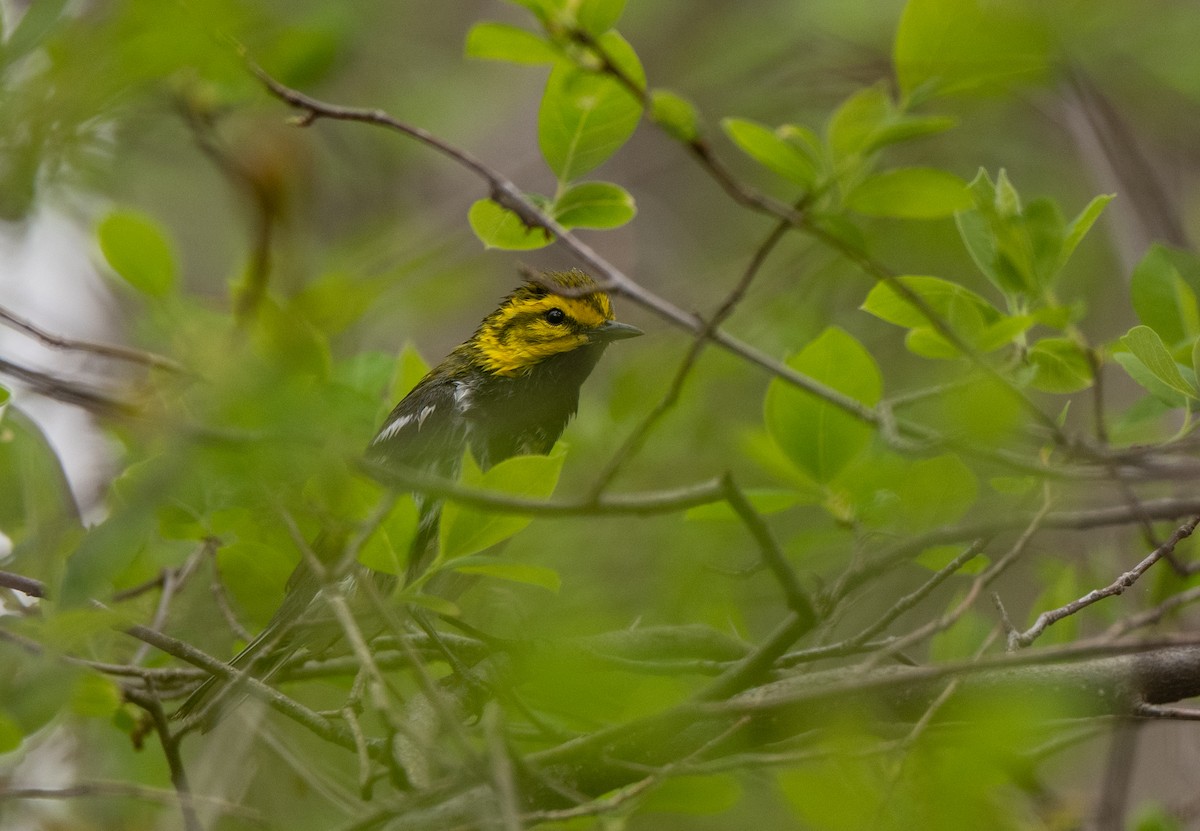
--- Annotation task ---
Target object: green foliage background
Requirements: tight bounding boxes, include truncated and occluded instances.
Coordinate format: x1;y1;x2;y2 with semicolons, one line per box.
4;1;1200;830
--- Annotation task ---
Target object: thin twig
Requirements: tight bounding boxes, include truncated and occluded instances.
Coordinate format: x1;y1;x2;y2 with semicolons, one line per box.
0;303;184;373
1010;514;1200;650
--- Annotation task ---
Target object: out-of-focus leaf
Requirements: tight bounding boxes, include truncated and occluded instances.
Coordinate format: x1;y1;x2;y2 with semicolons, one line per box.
641;774;742;815
827;85;890;158
1060;193;1114;269
916;544;989;575
96;210;177;298
574;0;626;35
464;22;559;64
650;89;699;142
893;454;978;531
439;448;565;560
894;0;1051;97
764;327;882;484
553;181;636;229
1027;338;1093;393
217;540;296;627
357;496;420;576
468;198;554;250
685;489;804;522
846;168;970;219
1130;244;1200;348
450;557;561;592
389;343;432;406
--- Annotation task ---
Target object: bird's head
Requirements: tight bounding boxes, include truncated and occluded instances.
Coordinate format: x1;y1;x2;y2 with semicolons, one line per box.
470;269;642;377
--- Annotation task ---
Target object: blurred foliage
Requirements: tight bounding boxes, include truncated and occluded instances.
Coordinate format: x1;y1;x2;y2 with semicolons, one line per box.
3;0;1200;830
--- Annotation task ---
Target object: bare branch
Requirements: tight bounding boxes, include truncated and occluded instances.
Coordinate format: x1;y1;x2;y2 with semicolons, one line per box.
1010;514;1200;649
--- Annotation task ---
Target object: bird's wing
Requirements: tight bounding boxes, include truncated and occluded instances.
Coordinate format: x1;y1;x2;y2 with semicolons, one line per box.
366;377;469;475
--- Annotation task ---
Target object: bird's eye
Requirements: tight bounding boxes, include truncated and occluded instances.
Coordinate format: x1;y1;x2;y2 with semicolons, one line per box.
544;308;566;325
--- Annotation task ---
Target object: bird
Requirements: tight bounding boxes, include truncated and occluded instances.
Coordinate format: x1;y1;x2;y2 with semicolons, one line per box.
174;268;641;725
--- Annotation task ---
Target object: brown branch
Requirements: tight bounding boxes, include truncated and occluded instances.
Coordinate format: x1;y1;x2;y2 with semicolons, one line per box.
0;356;138;417
1010;514;1200;649
0;304;184;373
0;570;46;598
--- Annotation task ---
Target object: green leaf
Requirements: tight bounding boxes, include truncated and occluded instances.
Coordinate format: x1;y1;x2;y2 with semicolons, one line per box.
464;22;560;64
650;89;700;142
574;0;626;35
439;448;566;560
722;117;817;188
450;557;561;592
217;540;296;626
1130;244;1200;348
1123;325;1199;399
894;0;1051;97
538;32;643;181
357;496;420;576
685;489;805;522
0;713;22;753
553;181;636;229
866;114;958;151
893;454;978;531
1113;352;1192;409
861;275;999;329
468;198;554;250
1027;338;1093;393
827;85;890;158
389;343;432;405
96;210;177;298
1060;193;1114;269
846;168;970;219
764;327;882;484
641;774;742;815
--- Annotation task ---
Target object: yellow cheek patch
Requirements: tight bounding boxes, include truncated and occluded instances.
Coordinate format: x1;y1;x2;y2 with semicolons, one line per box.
472;291;614;376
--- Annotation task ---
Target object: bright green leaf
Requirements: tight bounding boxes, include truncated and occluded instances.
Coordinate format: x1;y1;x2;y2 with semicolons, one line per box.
650;89;699;142
1123;325;1198;398
1130;244;1200;348
1027;338;1093;393
553;181;636;229
827;85;890;158
894;0;1051;97
464;22;560;64
574;0;626;35
538;33;643;181
861;275;998;329
846;168;971;219
96;210;177;298
894;454;978;531
440;448;566;559
450;557;561;592
468;198;554;250
722;117;817;187
1113;352;1192;409
389;343;432;405
764;327;882;484
1060;193;1114;269
357;496;420;576
866;114;958;151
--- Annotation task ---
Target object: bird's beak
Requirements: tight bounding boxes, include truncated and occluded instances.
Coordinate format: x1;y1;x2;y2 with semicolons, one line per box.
592;320;643;341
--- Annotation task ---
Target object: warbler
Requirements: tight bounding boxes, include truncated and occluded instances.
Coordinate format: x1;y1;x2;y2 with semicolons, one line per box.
175;268;640;724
